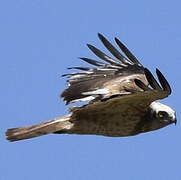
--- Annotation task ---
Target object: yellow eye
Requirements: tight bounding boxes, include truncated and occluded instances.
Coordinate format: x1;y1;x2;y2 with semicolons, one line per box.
157;111;168;119
159;113;164;118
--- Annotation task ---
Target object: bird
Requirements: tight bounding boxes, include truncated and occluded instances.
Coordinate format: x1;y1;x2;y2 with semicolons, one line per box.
5;33;176;142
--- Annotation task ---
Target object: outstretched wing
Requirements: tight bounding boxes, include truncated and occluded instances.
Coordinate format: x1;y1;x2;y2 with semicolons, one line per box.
70;68;172;136
61;33;147;104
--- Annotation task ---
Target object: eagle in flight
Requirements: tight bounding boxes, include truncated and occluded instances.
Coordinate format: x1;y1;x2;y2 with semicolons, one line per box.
6;33;176;142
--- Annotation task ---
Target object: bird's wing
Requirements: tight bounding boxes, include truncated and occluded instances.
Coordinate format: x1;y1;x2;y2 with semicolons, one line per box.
70;68;171;136
61;33;146;104
72;68;172;113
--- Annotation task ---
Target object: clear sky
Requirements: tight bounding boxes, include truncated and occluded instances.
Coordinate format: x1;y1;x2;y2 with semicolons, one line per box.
1;0;181;179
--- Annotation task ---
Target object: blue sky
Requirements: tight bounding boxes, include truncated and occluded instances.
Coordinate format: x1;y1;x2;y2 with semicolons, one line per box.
1;0;181;179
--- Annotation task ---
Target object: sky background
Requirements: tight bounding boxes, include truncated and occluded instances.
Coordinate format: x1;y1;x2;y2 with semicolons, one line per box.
1;0;181;179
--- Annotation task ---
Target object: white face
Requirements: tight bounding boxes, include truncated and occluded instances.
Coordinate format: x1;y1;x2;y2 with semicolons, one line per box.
150;101;176;123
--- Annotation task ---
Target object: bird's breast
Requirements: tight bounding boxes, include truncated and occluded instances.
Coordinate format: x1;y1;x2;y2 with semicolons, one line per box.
69;109;143;137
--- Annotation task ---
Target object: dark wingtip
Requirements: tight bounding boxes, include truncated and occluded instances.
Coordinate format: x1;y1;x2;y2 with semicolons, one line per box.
156;68;172;94
97;33;106;43
97;33;103;38
87;44;92;49
114;37;142;66
144;68;172;95
79;57;104;66
114;37;122;46
97;33;130;63
144;68;162;90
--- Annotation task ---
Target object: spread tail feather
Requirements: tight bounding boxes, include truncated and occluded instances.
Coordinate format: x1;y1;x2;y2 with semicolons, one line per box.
6;115;73;142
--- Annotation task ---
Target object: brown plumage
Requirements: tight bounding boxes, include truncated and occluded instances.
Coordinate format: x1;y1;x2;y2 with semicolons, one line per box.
5;34;176;142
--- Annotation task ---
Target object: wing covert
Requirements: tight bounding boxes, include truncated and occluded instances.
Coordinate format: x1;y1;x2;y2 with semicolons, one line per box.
72;68;172;119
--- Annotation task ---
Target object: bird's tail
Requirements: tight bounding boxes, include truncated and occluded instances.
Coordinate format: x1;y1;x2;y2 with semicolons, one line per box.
6;115;73;142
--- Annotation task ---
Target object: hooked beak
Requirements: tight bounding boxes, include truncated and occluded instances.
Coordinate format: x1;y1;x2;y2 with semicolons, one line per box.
172;113;177;125
174;117;177;125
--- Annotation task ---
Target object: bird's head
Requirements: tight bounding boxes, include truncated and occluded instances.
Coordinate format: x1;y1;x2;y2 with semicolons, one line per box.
147;101;177;131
